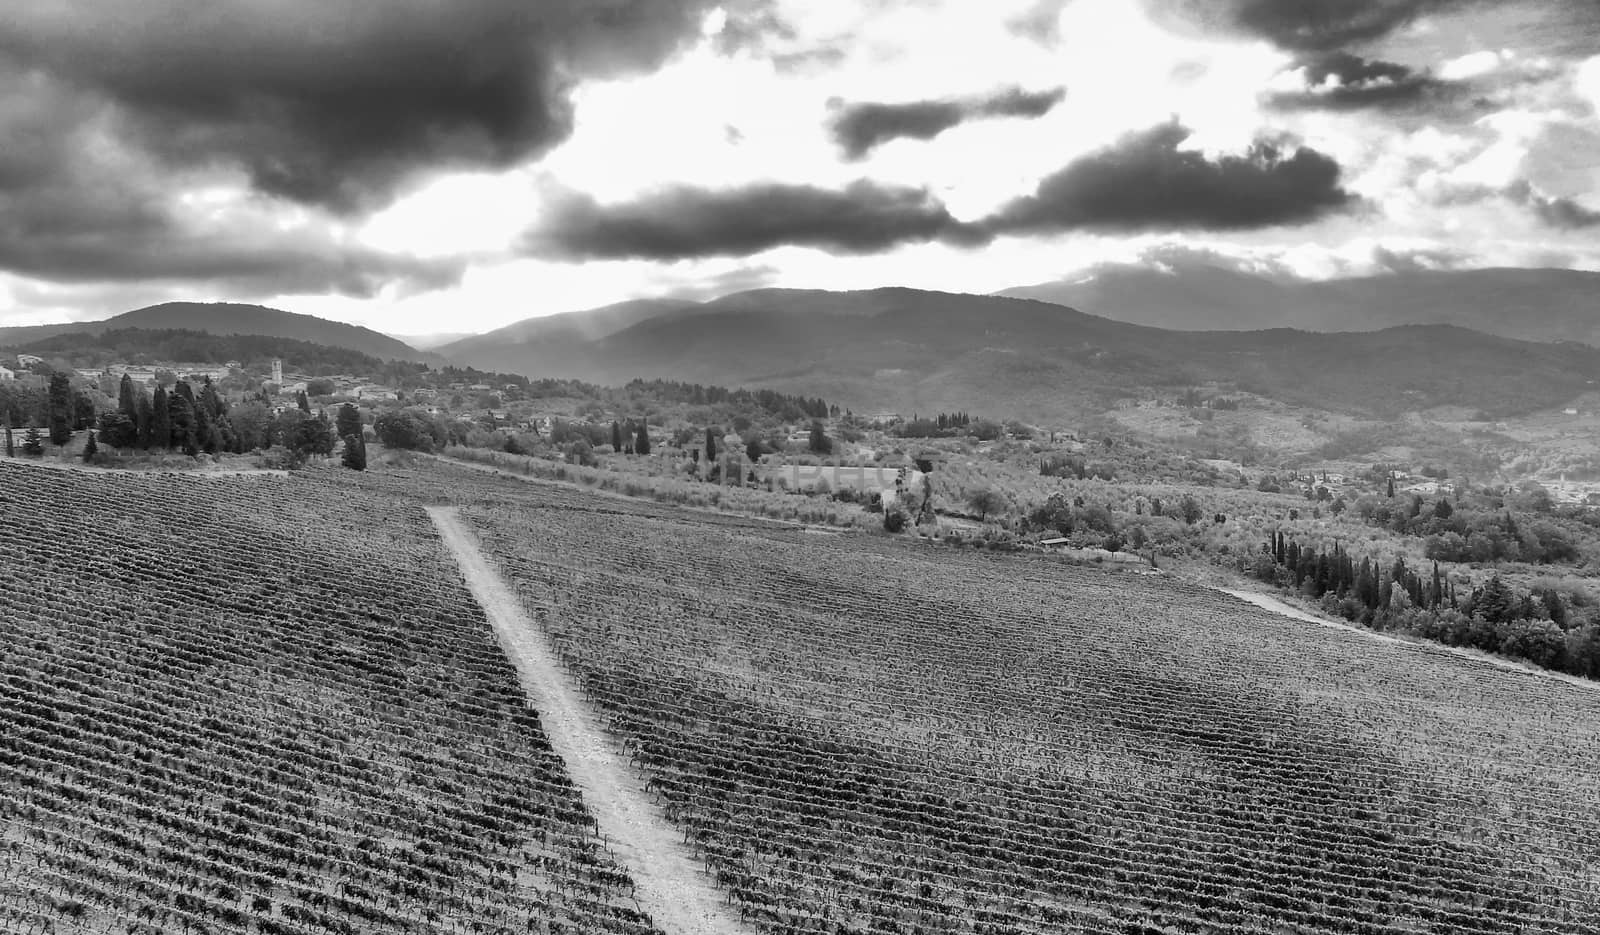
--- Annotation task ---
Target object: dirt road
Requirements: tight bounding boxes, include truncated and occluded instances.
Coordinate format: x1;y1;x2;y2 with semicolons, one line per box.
427;506;751;935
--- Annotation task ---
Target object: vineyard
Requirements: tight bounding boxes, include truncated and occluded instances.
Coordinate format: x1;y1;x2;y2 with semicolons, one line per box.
0;461;661;935
3;456;1600;935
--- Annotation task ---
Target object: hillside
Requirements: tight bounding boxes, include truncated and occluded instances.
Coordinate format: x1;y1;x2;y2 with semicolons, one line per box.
440;287;1600;421
436;297;702;371
0;302;427;362
1000;264;1600;344
3;457;1597;934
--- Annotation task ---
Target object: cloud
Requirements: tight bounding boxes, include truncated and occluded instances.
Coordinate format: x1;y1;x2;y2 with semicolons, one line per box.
0;0;753;212
1268;51;1456;110
526;181;988;260
1153;0;1481;52
1506;180;1600;229
0;65;463;296
828;86;1067;158
982;121;1355;234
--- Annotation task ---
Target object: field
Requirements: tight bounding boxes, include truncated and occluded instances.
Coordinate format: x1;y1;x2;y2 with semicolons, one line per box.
3;456;1599;935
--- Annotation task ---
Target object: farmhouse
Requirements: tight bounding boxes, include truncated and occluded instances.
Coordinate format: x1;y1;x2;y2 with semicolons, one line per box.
15;354;43;368
0;365;12;381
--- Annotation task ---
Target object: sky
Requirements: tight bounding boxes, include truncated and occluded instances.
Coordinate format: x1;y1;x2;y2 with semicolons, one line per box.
0;0;1597;336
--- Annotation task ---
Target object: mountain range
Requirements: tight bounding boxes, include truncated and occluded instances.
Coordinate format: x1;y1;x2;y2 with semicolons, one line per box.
2;268;1597;422
433;286;1599;420
999;262;1600;344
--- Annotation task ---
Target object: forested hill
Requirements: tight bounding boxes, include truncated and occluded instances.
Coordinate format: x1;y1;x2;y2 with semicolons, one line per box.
0;302;428;362
17;329;389;376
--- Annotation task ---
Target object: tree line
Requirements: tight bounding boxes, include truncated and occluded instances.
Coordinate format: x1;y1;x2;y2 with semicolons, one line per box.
84;374;367;467
1253;532;1600;679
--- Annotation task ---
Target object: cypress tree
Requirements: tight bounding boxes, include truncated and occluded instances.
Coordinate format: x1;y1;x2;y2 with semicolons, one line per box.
21;425;44;456
168;392;196;453
117;374;137;420
3;419;10;458
611;420;623;451
136;392;154;449
47;373;73;446
336;403;362;442
151;386;172;451
635;418;650;455
705;427;717;467
296;390;311;413
81;431;98;463
341;432;367;471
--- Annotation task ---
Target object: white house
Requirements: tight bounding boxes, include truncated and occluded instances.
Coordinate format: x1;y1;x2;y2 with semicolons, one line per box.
15;354;43;368
0;365;13;381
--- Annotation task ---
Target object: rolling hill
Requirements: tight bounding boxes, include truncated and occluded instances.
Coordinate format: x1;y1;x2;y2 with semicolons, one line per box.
1000;263;1600;344
439;286;1600;421
0;302;428;361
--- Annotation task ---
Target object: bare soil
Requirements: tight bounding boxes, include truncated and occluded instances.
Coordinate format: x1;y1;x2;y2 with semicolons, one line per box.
427;506;752;935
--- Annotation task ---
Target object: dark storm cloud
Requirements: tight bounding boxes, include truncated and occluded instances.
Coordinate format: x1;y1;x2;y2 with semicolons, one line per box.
527;181;988;260
1268;52;1456;110
0;65;462;295
1506;181;1600;229
1154;0;1482;52
0;0;749;212
982;122;1354;234
829;87;1067;159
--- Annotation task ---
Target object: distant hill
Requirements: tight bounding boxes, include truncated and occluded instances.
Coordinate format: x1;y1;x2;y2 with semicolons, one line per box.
999;264;1600;344
439;286;1600;421
0;302;428;362
17;328;388;376
436;298;704;372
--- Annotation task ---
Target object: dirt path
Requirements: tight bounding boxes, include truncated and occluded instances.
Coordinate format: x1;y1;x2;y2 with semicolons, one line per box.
426;506;751;935
1214;585;1600;694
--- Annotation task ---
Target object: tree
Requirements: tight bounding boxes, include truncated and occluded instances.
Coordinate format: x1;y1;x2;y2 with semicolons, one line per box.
47;373;73;446
81;431;98;463
808;419;832;454
117;374;137;420
296;389;311;413
705;427;717;469
98;412;137;451
611;420;624;451
306;378;336;397
967;487;1006;522
336;403;363;442
168;392;197;454
21;425;44;456
373;409;441;451
3;416;11;458
151;386;172;451
634;418;651;455
1434;497;1454;520
341;432;367;471
136;392;154;449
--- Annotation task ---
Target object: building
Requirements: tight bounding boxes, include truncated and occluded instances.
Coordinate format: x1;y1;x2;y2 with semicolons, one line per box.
15;354;43;368
271;359;283;385
0;365;13;381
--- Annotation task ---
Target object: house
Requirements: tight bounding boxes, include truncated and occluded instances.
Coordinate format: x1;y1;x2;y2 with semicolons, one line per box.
467;383;493;392
0;365;12;381
15;354;43;368
1564;408;1579;416
355;385;397;401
